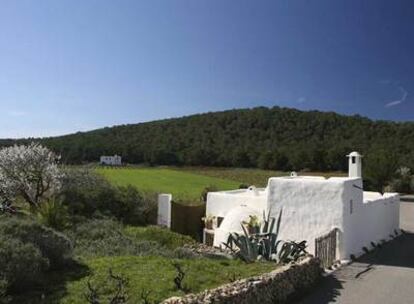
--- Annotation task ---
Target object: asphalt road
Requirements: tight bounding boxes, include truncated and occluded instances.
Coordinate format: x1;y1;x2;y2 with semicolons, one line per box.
296;201;414;304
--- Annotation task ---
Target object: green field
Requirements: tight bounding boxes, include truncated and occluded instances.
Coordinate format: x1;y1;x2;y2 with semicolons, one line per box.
97;166;345;201
97;167;241;201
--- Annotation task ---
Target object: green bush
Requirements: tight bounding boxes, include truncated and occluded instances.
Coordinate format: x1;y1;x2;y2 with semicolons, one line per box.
0;277;10;304
0;217;72;268
0;236;48;291
60;168;157;225
200;185;218;203
390;167;414;194
35;198;70;231
66;219;171;258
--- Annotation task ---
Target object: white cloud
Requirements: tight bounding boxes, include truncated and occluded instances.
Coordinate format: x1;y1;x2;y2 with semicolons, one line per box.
385;86;408;108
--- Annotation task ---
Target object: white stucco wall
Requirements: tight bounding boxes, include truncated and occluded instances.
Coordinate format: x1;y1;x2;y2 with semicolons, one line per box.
212;205;263;247
266;177;357;258
206;188;267;218
157;193;172;228
342;191;399;258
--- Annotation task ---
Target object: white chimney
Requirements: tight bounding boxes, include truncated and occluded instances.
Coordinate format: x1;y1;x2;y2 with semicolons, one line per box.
347;151;362;178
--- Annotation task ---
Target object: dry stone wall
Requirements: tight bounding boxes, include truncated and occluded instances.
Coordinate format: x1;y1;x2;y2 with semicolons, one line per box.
162;257;322;304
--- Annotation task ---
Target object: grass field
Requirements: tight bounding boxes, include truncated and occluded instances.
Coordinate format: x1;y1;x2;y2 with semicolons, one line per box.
177;167;346;188
97;167;241;201
97;166;346;201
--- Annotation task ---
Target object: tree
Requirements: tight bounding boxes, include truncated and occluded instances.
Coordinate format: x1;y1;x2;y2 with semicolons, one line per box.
364;150;398;194
0;143;63;208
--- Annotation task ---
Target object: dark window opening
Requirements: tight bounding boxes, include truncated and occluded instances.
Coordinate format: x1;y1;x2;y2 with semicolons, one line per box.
352;156;356;164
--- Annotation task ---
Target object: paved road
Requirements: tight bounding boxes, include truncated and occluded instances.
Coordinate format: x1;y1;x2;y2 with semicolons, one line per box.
297;201;414;304
400;201;414;232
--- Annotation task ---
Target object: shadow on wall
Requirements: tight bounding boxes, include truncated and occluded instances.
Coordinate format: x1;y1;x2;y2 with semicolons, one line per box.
296;233;414;304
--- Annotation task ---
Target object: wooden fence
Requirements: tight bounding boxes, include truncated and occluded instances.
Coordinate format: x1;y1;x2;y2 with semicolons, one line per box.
315;228;338;269
171;201;206;242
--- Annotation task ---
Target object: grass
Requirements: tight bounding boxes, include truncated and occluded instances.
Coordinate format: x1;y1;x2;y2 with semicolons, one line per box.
97;166;345;200
177;167;346;188
59;256;276;304
97;167;241;201
10;225;276;303
124;225;196;249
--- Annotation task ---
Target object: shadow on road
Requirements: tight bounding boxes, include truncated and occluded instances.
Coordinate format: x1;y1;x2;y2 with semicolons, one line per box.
296;232;414;304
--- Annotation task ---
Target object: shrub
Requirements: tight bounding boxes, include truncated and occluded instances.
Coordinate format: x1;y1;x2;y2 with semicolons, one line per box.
364;150;398;194
35;198;70;231
0;277;10;304
0;236;48;291
200;185;218;203
390;167;414;194
0;217;72;268
60;168;157;225
67;219;171;258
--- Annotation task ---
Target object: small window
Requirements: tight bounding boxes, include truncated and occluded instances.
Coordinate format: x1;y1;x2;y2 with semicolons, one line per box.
350;200;353;214
351;156;356;164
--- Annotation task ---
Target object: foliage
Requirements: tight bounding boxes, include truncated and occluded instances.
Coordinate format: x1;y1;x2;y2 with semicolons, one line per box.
364;150;399;194
277;241;308;264
223;209;307;264
200;185;218;203
0;217;72;269
390;167;414;194
123;226;196;250
0;236;48;291
85;269;129;304
243;215;261;229
0;277;10;304
35;198;70;230
60;168;157;225
223;210;281;263
66;219;170;258
0;143;63;208
3;107;411;172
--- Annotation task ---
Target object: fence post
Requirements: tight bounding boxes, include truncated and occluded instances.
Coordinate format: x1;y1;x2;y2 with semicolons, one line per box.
157;194;172;228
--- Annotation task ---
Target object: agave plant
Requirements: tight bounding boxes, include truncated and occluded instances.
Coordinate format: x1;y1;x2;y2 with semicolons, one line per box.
277;240;307;264
223;209;307;264
223;224;260;263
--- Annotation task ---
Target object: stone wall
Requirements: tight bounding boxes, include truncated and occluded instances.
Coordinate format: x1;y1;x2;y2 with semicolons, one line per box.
162;257;322;304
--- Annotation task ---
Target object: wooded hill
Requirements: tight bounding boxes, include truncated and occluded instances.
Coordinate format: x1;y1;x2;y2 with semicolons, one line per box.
2;107;413;171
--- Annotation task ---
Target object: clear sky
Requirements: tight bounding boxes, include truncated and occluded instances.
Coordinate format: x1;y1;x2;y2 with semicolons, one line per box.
0;0;413;138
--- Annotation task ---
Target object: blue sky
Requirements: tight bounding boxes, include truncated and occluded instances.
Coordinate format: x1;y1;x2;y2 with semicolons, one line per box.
0;0;413;138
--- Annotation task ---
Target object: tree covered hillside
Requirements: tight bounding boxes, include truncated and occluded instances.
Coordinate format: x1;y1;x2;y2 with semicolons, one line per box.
2;107;414;171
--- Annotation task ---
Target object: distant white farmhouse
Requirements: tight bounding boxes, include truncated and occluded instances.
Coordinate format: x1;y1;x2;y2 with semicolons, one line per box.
204;152;400;264
100;155;122;166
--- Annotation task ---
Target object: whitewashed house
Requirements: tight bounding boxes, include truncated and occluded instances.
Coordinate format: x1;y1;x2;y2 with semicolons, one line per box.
204;152;400;263
100;155;122;166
